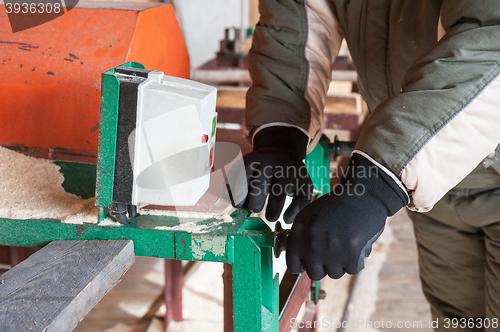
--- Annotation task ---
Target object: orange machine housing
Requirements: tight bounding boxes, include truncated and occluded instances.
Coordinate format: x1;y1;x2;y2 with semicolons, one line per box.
0;2;190;161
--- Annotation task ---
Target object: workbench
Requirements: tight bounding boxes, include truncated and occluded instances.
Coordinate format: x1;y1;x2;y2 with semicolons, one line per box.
0;133;331;332
0;2;334;328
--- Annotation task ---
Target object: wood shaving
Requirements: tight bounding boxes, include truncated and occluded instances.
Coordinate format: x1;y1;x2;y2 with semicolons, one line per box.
155;221;212;233
139;206;234;223
0;147;98;224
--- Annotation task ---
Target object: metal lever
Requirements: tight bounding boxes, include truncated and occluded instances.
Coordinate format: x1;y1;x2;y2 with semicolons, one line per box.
274;222;290;258
272;137;357;258
330;135;356;161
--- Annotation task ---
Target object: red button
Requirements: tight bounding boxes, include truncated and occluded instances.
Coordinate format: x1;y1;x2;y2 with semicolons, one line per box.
201;134;209;143
210;147;214;168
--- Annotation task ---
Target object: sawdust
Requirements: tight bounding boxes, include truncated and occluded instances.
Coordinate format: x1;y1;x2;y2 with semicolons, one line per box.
98;217;122;226
0;146;98;224
139;206;235;223
154;221;213;233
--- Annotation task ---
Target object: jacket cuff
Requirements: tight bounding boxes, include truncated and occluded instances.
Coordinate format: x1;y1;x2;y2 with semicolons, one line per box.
253;126;309;160
342;153;409;216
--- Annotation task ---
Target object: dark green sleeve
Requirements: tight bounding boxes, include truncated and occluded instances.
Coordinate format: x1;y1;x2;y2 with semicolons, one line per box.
356;0;500;210
359;1;500;172
245;0;311;135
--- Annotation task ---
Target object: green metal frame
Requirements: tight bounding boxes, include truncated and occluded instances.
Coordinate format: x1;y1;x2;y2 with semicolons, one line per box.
96;61;145;214
0;209;280;331
304;135;331;304
305;135;331;197
0;134;330;331
0;210;281;331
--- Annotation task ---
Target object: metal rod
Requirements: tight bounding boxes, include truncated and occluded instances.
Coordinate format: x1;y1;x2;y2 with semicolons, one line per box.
330;135;357;161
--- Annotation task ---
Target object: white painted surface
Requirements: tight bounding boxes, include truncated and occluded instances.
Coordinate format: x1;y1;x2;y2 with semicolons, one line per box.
133;72;217;206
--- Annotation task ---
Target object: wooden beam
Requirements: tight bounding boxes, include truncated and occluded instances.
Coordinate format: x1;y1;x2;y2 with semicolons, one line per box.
164;259;183;328
298;301;319;332
0;240;135;332
279;272;312;332
8;246;40;267
223;263;234;332
0;246;10;265
192;68;357;84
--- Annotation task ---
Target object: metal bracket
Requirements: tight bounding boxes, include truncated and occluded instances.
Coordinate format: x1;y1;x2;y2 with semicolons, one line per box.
310;280;326;304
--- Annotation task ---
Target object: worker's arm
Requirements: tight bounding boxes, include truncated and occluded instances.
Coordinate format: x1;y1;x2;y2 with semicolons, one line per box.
245;0;342;152
355;0;500;212
235;126;313;223
243;0;500;281
287;0;500;280
237;0;342;221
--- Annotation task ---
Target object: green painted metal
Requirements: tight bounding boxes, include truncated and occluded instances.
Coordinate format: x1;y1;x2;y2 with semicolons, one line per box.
121;62;146;69
54;162;97;199
312;280;321;304
232;218;279;332
0;208;280;330
211;115;217;138
96;68;119;209
95;62;146;215
0;210;252;261
232;234;262;330
305;135;331;196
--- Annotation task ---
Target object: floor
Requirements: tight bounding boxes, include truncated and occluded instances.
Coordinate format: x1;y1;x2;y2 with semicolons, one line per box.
370;211;433;332
73;257;166;332
340;210;432;332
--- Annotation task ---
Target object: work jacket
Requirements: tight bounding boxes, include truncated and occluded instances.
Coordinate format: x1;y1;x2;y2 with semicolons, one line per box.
245;0;500;212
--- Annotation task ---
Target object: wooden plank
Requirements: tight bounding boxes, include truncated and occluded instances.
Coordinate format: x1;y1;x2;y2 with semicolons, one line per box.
223;263;234;332
279;272;312;332
324;94;361;115
8;246;40;267
192;68;251;84
192;68;357;83
298;301;318;332
216;107;245;125
215;87;362;117
0;240;135;332
0;246;10;265
164;259;183;328
216;87;247;110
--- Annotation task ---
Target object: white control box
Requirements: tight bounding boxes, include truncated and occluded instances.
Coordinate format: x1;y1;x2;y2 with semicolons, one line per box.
131;71;217;207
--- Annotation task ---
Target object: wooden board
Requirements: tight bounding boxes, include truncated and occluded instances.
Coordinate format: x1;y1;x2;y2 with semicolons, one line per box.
0;240;135;332
216;87;363;115
216;87;248;110
324;93;363;115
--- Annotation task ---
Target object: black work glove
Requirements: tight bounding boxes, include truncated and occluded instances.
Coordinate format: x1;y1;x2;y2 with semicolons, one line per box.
234;126;313;223
286;153;408;280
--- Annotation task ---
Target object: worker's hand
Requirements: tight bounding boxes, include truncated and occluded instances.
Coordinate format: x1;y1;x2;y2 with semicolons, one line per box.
233;126;313;223
286;153;408;280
